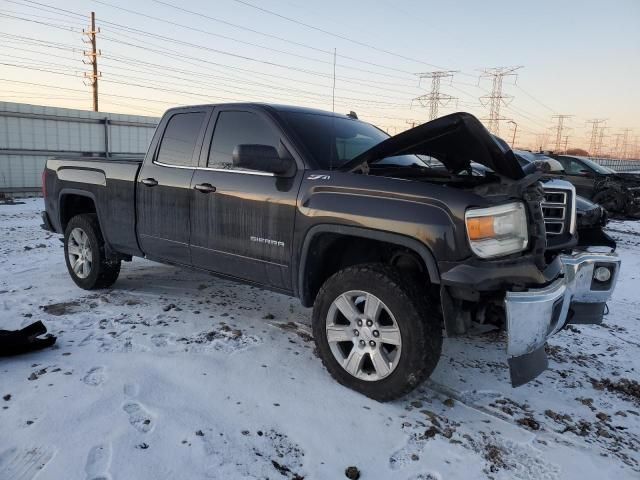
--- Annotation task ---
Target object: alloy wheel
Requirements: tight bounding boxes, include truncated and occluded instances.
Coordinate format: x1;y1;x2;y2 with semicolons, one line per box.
67;227;93;279
325;290;402;381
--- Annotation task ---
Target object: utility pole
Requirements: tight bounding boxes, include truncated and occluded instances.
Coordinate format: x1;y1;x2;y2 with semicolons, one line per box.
586;119;606;158
563;135;569;154
83;12;101;112
551;114;572;152
412;70;457;121
478;66;522;136
405;120;420;130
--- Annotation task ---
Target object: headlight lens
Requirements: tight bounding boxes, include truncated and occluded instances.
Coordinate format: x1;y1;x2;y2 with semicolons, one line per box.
465;202;529;258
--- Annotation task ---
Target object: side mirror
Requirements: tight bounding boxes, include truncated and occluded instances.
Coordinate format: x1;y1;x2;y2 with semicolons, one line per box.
232;144;295;176
578;169;592;176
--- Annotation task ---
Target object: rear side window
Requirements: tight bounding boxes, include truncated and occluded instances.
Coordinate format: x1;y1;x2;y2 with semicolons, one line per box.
156;112;206;167
556;157;585;175
208;111;280;170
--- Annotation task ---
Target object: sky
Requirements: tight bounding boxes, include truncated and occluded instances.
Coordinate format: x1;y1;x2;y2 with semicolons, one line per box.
0;0;639;153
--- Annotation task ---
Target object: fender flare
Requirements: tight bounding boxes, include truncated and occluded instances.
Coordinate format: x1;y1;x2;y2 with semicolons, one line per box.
58;188;113;253
296;224;440;306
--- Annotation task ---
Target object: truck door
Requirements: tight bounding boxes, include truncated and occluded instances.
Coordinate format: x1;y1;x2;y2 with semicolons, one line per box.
136;108;210;264
189;108;303;291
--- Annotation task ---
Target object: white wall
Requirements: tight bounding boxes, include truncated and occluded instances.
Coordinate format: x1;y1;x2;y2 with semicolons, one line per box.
0;102;160;193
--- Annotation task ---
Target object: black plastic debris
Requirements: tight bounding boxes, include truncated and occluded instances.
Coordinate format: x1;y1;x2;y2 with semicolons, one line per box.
0;321;57;357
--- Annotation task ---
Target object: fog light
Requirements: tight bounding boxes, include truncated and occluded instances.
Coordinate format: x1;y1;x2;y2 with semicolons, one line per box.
593;266;612;282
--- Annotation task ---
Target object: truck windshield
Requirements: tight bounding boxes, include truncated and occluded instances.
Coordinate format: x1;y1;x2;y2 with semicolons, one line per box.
281;111;424;169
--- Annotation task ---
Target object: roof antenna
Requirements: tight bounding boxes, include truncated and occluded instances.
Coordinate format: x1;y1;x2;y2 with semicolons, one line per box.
332;48;336;114
330;47;337;171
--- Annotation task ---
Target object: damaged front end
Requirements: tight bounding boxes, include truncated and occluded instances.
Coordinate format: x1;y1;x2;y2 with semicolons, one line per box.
442;179;620;387
505;251;620;386
594;174;640;219
345;112;623;388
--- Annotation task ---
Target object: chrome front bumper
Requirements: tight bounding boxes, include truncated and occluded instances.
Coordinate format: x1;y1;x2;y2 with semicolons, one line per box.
504;251;620;386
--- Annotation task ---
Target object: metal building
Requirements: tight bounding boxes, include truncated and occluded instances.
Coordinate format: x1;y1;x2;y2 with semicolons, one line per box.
0;102;159;196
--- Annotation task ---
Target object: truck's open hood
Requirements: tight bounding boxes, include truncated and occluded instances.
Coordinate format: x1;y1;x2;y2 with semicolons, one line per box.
343;112;526;180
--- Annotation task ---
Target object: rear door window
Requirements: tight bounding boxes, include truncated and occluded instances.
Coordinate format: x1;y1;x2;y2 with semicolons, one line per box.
156;112;206;167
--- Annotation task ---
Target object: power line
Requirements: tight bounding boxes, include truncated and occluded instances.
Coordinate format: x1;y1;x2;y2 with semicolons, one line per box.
0;34;413;101
91;0;417;81
514;84;557;114
139;0;432;76
2;2;422;92
187;0;457;71
479;66;522;135
0;77;181;105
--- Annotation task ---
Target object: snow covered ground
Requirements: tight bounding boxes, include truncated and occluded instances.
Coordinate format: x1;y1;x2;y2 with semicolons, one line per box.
1;198;639;480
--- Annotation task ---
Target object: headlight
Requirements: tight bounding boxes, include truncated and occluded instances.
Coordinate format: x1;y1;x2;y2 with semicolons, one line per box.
465;202;529;258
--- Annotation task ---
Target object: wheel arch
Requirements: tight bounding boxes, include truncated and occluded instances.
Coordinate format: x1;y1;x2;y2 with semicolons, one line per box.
58;189;115;256
297;224;440;307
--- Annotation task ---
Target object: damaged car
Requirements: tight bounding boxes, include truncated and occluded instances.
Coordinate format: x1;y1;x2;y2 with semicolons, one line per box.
513;150;615;249
548;154;640;218
42;106;621;400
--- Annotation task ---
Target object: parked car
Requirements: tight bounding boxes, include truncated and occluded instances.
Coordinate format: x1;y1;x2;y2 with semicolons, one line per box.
548;154;640;218
41;107;620;400
513;150;615;249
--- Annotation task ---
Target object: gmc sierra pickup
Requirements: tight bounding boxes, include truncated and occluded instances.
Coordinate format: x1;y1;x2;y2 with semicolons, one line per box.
42;105;621;401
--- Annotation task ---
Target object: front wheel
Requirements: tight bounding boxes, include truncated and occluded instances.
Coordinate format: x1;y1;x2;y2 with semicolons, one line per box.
64;214;121;290
312;264;442;401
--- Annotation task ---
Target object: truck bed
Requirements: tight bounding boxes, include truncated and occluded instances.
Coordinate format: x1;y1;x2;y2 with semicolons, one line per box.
43;156;144;257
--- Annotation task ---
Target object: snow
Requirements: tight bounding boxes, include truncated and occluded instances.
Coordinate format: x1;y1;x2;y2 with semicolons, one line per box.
1;198;639;480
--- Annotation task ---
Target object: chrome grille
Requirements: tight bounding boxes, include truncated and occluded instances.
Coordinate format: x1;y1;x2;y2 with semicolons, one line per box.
541;190;567;235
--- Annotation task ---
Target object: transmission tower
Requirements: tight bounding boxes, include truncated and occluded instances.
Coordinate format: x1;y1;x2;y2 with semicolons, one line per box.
551;114;572;152
586;119;606;157
610;132;624;158
620;128;633;159
82;11;101;112
412;71;457;121
478;66;522;136
595;126;608;159
535;132;549;152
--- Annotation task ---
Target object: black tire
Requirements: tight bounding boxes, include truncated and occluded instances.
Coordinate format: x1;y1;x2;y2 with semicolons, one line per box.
64;214;120;290
312;263;443;401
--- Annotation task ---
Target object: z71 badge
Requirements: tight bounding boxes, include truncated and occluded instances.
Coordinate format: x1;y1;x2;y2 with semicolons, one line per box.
307;174;331;180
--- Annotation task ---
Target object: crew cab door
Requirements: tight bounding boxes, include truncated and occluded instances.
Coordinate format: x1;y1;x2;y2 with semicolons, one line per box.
136;108;210;264
189;108;303;290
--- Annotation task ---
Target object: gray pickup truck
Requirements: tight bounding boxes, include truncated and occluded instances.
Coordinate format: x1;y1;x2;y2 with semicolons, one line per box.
42;105;620;400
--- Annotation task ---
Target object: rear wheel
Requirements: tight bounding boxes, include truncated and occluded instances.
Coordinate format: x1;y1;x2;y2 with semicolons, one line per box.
64;214;120;290
312;263;442;401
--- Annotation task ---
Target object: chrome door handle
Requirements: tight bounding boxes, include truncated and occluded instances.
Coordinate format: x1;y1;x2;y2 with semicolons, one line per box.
141;178;158;187
194;183;216;193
